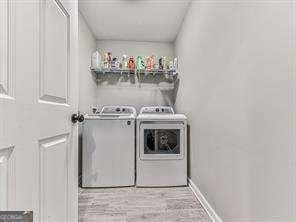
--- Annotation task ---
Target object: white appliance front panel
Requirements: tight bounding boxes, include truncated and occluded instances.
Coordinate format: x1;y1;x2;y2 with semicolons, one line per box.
139;123;185;160
82;119;135;187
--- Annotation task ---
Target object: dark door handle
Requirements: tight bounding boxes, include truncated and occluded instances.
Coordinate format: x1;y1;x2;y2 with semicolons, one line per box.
71;113;84;123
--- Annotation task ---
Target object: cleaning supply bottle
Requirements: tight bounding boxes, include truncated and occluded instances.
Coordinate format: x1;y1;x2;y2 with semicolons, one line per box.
146;55;154;71
173;57;178;71
122;54;128;69
137;56;145;70
103;53;109;69
128;57;136;70
91;50;102;69
107;52;112;69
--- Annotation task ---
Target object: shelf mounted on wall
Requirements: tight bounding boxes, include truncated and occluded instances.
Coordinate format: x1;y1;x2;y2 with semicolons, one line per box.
90;67;136;75
90;67;178;90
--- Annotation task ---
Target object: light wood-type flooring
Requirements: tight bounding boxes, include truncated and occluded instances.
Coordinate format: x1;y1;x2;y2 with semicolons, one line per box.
79;186;212;222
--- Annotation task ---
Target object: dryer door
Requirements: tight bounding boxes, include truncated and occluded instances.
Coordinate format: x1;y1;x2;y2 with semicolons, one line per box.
139;123;185;160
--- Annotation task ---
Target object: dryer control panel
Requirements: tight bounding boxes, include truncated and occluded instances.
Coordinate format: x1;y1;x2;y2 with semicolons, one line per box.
140;106;174;114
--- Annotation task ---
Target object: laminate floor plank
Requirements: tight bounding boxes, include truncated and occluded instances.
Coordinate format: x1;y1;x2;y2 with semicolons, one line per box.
79;187;211;222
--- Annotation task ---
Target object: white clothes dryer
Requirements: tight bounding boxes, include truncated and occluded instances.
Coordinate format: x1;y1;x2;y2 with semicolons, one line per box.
136;106;187;187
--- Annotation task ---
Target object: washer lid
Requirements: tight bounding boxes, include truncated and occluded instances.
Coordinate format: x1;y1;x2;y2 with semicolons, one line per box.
85;106;136;119
100;106;136;116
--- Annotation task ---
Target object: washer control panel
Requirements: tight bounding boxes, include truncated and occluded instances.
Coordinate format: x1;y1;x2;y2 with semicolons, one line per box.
140;106;174;114
101;106;136;115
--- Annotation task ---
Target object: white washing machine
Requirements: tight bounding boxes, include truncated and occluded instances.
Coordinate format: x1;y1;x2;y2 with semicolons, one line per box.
82;106;136;187
136;106;187;187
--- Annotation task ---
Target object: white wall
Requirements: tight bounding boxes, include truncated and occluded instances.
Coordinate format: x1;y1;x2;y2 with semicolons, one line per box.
96;40;175;110
78;12;97;182
175;1;296;222
79;12;97;113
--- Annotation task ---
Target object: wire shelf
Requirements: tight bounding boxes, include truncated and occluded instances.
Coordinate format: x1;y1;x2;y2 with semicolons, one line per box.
90;67;178;90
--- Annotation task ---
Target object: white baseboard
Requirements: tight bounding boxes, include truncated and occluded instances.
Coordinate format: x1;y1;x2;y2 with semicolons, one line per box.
188;178;223;222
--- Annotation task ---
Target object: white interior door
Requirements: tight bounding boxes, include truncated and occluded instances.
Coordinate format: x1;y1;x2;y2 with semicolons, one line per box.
0;0;78;221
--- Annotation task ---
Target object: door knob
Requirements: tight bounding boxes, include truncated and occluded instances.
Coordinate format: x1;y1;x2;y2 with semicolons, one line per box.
71;113;84;123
